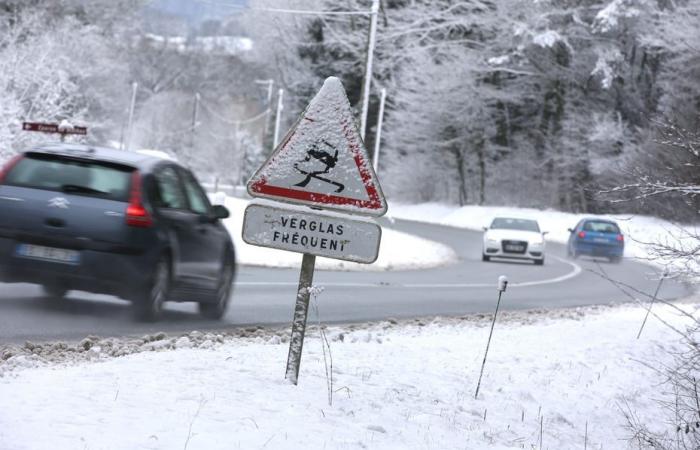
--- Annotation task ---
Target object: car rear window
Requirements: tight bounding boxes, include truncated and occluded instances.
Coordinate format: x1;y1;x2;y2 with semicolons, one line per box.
2;153;134;201
583;221;620;233
490;218;540;232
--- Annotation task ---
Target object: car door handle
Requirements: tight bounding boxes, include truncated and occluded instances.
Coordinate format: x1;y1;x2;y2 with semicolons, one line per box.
196;226;208;235
45;218;65;228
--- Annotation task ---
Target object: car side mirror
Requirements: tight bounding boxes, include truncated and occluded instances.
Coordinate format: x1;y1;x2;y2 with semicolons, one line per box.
212;205;230;220
542;231;549;236
482;226;488;231
567;228;573;233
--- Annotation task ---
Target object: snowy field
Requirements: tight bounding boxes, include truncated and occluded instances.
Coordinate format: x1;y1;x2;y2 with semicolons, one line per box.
389;203;700;272
0;300;697;449
211;194;458;271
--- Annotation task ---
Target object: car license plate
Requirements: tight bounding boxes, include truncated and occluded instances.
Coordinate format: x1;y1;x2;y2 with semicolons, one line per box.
593;238;608;243
505;244;524;252
16;244;80;265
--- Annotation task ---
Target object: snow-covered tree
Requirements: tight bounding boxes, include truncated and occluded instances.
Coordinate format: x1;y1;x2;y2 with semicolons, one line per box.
0;1;143;159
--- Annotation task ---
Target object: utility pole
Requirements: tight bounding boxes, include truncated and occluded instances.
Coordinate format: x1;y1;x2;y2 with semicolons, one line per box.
236;121;245;186
189;92;200;166
359;0;379;140
273;88;284;149
373;88;386;173
255;79;275;134
122;82;138;151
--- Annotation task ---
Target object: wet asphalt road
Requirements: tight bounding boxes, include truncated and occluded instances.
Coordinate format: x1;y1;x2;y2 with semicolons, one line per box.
0;219;692;343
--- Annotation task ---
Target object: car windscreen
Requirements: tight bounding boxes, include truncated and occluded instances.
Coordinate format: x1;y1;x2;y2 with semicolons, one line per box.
583;221;620;234
490;218;540;232
2;153;134;201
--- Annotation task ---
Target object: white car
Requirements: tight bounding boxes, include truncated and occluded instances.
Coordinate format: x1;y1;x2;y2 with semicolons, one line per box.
482;217;547;265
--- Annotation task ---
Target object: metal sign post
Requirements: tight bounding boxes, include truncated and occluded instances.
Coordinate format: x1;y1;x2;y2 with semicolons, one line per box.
285;253;316;385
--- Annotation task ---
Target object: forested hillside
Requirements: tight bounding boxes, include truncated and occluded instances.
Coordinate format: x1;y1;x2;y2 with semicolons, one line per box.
243;0;699;219
0;0;697;219
0;0;270;186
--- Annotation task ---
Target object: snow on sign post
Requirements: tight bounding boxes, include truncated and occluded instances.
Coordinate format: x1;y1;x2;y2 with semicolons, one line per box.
23;121;87;141
244;77;387;385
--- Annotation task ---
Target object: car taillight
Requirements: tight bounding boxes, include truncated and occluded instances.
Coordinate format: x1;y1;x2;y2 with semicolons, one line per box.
0;154;23;184
126;171;152;228
578;231;586;239
616;234;624;242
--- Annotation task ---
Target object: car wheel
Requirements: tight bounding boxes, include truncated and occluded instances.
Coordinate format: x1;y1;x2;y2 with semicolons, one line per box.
42;285;67;299
135;256;170;322
199;259;234;320
534;258;544;266
482;254;490;262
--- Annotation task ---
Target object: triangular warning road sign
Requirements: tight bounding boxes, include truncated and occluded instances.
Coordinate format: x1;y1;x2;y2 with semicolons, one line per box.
247;77;387;217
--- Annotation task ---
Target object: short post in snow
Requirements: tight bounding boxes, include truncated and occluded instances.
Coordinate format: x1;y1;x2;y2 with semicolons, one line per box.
637;267;669;339
474;275;508;399
285;253;317;385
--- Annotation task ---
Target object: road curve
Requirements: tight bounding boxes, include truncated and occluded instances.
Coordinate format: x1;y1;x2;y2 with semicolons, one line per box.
0;219;692;343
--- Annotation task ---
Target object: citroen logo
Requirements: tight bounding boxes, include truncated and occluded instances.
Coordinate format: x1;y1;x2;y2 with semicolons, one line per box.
48;197;70;209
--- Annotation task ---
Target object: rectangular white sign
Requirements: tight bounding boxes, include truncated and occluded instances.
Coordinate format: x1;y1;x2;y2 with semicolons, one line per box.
242;204;381;264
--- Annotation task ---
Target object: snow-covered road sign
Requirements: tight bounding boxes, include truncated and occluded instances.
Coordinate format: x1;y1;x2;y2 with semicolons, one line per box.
247;77;387;217
242;204;381;264
244;77;388;386
22;121;87;136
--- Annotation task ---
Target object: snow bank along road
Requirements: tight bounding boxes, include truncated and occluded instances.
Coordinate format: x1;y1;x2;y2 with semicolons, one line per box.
0;219;691;342
2;304;696;450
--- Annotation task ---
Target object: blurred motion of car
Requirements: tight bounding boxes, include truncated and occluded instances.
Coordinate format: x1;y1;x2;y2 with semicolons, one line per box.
567;218;624;263
482;217;547;265
0;144;235;321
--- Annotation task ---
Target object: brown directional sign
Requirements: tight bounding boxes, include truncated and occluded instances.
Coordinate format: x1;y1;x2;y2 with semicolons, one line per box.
22;122;87;135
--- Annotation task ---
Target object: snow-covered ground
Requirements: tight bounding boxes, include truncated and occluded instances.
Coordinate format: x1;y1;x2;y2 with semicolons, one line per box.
0;300;697;449
389;203;699;271
212;195;458;271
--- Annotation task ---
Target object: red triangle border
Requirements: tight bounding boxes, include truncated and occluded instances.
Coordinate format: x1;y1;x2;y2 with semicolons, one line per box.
249;109;385;212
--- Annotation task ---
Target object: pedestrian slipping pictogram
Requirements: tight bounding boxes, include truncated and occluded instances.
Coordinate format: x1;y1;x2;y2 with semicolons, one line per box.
293;139;344;193
247;76;387;217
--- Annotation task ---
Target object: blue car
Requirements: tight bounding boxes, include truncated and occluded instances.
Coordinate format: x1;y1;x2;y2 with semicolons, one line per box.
0;144;236;321
567;219;624;263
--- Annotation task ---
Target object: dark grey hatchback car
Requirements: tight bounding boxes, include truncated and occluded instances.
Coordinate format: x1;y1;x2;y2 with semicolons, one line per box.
0;144;235;321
